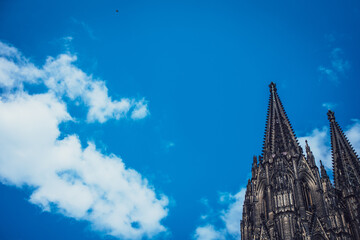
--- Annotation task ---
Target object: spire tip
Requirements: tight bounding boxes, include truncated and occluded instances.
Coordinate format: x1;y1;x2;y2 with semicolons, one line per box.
305;139;310;151
269;82;277;92
327;110;335;121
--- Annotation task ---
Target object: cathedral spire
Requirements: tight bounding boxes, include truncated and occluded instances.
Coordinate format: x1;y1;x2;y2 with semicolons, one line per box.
328;110;360;190
262;82;301;157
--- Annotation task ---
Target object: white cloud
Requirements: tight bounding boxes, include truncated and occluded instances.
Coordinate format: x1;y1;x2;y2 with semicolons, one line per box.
345;120;360;155
193;225;225;240
318;47;350;84
318;66;338;83
220;189;246;237
0;41;21;58
0;42;42;89
322;102;337;110
298;127;332;169
131;99;150;120
193;188;246;240
331;48;350;74
0;41;167;239
43;54;137;123
0;41;149;123
298;120;360;170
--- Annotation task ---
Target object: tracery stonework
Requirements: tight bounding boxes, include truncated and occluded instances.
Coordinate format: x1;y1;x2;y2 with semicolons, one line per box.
240;83;360;240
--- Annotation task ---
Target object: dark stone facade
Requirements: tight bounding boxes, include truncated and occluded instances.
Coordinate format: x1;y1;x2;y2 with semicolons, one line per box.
240;83;360;240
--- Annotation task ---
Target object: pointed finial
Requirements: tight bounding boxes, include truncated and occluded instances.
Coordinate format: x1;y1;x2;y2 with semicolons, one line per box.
305;139;316;166
247;179;251;191
320;160;328;179
259;155;263;164
305;139;310;151
327;110;335;121
269;82;277;92
253;156;257;166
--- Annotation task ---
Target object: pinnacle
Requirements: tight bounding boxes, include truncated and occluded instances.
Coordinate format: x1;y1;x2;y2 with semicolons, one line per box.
253;156;257;165
305;140;310;150
327;110;335;121
269;82;277;92
320;160;329;179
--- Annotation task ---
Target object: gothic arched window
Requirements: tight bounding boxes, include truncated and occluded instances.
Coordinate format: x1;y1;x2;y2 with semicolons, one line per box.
301;181;312;211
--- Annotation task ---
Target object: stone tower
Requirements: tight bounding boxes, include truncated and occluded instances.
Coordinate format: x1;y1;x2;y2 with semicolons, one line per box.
240;82;360;240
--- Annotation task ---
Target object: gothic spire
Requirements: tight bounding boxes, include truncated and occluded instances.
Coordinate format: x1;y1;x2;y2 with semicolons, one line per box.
262;82;301;157
328;110;360;190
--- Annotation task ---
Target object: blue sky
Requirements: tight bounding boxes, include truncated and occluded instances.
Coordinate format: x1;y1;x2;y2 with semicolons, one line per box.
0;0;360;239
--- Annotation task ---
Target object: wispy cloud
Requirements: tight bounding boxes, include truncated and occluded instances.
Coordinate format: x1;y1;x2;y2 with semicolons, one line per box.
0;41;166;239
322;102;337;110
330;48;350;74
165;141;175;151
62;36;74;51
318;47;350;84
167;142;175;148
193;188;246;240
72;18;97;40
